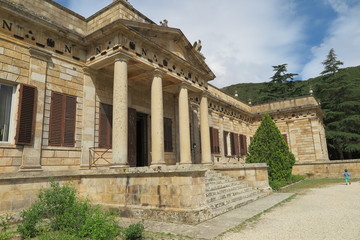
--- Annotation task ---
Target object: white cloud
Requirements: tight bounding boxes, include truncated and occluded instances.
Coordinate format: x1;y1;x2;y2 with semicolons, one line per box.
132;0;306;87
301;0;360;79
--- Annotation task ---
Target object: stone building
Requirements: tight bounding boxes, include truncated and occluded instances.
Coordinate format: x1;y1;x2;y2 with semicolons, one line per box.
0;0;328;223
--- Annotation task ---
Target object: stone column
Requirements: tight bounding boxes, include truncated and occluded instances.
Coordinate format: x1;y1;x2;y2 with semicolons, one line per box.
80;68;96;168
151;69;165;165
200;93;212;164
178;83;192;164
20;48;51;172
111;57;129;167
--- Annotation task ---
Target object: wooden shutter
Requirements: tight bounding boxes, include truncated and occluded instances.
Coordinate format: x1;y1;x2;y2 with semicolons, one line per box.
63;95;76;147
240;134;248;156
282;134;288;145
234;133;240;156
230;132;236;155
209;127;214;153
164;118;173;152
49;92;64;146
215;128;220;154
99;103;112;148
223;131;228;156
16;84;37;145
128;107;137;167
49;92;76;147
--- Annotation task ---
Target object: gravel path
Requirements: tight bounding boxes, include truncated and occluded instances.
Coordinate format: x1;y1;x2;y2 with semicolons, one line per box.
220;182;360;240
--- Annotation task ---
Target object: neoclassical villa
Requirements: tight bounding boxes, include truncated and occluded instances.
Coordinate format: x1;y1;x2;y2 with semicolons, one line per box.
0;0;328;223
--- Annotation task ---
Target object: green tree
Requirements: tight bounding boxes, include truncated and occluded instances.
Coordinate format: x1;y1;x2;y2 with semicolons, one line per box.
260;64;300;102
321;48;343;76
246;113;295;189
314;70;360;159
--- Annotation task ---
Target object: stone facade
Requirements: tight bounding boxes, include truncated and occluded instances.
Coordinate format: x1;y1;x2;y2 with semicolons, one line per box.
0;0;328;222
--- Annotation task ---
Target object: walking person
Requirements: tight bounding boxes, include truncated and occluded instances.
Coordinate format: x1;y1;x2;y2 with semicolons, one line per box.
344;169;351;185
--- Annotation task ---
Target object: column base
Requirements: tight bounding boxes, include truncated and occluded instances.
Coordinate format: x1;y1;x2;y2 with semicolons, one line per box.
110;164;129;169
79;164;90;170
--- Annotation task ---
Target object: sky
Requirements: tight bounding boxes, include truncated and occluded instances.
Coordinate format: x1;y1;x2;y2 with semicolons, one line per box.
54;0;360;88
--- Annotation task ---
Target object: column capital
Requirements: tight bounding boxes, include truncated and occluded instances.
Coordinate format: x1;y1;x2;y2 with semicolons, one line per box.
153;68;166;78
110;52;131;63
201;90;210;98
83;67;97;76
178;81;192;90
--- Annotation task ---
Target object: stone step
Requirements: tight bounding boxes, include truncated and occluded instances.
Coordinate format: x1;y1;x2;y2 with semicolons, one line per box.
206;186;253;203
211;192;268;217
208;189;259;209
206;184;250;198
205;176;238;185
206;181;246;191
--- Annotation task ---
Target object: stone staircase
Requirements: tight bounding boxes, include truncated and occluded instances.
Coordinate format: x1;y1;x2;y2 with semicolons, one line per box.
205;170;268;217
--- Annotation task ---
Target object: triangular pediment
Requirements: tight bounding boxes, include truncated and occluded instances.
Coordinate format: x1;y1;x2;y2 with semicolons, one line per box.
121;20;215;79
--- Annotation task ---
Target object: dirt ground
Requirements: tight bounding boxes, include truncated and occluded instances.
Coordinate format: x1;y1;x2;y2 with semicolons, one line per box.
219;182;360;240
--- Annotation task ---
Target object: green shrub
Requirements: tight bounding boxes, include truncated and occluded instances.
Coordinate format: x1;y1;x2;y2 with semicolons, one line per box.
123;222;144;240
79;206;120;240
246;113;296;189
17;180;120;239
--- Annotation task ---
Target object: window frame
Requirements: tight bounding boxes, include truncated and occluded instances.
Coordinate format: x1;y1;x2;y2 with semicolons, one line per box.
0;83;16;144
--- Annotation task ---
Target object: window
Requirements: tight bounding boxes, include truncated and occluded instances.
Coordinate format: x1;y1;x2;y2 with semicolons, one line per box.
164;117;173;152
0;84;14;142
210;127;220;154
49;91;76;147
99;103;112;148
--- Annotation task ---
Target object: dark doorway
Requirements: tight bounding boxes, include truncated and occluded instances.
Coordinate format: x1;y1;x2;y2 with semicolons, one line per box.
136;112;148;167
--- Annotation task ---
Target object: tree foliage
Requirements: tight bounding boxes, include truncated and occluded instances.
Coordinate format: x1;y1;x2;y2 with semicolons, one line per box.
223;65;360;160
314;69;360;159
246;113;295;189
260;64;300;102
321;48;344;75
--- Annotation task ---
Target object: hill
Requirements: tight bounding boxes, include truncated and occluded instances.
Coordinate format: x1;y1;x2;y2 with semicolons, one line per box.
222;66;360;160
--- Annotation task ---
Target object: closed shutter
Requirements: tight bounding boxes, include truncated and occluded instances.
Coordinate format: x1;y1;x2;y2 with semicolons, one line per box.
234;133;240;156
230;132;236;155
223;131;228;156
16;84;37;145
49;91;76;147
214;128;220;154
99;103;112;148
63;95;76;147
240;134;248;156
282;134;288;145
49;92;64;146
164;118;173;152
209;127;214;153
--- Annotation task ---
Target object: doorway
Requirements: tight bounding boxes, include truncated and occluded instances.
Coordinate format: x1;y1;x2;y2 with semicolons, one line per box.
136;112;148;167
128;109;148;167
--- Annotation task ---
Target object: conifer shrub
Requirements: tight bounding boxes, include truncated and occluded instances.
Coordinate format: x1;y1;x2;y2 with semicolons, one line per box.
246;113;296;189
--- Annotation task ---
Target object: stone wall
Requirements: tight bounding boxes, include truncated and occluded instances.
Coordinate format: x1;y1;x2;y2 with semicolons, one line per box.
212;163;270;191
0;166;209;224
293;160;360;178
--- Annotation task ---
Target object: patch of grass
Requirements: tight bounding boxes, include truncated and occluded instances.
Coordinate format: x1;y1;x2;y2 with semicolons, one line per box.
278;178;349;194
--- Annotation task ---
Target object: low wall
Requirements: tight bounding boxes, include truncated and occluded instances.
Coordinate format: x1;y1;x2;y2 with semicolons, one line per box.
293;159;360;178
212;163;271;191
0;164;271;224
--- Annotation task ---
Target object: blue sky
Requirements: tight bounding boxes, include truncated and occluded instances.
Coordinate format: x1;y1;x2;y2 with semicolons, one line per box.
54;0;360;87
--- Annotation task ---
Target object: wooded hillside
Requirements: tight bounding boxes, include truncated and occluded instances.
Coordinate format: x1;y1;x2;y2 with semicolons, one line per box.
222;66;360;160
